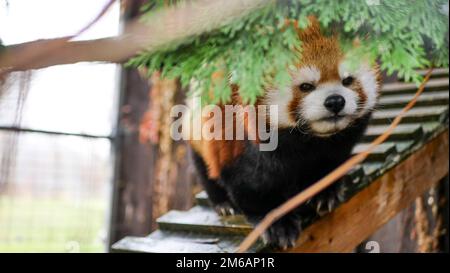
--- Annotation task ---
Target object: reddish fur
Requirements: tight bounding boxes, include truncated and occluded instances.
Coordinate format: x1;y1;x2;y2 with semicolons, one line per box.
288;87;302;123
190;86;246;179
190;18;377;180
297;18;343;84
353;79;368;109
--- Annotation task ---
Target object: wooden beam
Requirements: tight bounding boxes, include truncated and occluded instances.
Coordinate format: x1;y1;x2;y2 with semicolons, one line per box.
108;0;195;244
287;130;449;253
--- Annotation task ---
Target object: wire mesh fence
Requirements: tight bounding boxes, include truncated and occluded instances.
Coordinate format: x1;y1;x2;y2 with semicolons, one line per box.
0;1;120;252
0;131;113;252
0;64;119;253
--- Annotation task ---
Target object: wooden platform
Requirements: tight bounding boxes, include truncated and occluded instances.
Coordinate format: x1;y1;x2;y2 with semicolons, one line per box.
112;69;449;253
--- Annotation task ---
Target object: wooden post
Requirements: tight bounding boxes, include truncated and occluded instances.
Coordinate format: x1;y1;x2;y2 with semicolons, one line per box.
108;1;197;247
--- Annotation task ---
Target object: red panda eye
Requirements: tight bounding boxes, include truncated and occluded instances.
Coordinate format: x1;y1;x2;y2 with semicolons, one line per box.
342;76;354;86
299;83;315;92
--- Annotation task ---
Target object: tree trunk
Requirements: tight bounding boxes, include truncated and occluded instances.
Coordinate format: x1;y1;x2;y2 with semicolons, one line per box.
108;1;199;246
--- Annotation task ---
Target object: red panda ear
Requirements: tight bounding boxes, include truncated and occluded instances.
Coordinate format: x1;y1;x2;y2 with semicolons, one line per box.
298;16;322;42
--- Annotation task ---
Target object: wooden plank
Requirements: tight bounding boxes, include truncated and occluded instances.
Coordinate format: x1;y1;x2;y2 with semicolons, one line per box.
362;122;440;143
371;106;448;125
393;140;415;153
113;236;225;253
362;162;384;177
362;124;424;142
112;230;254;253
358;178;447;253
381;78;448;95
286;130;449;253
421;122;443;136
355;141;414;156
379;91;449;109
416;68;449;78
157;206;253;235
352;143;397;162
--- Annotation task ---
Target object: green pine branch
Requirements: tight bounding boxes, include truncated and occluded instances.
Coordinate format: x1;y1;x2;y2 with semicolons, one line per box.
128;0;449;103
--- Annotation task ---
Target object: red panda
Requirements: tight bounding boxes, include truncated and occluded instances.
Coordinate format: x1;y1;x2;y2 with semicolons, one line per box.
183;18;381;249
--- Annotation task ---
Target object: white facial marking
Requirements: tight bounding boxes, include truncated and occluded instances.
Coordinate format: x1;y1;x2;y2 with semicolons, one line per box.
309;117;352;136
263;87;296;128
263;66;321;128
292;66;321;86
339;60;379;115
356;66;378;113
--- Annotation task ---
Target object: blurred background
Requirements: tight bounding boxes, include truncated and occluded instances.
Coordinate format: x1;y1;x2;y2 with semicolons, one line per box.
0;0;448;253
0;0;200;253
0;0;120;252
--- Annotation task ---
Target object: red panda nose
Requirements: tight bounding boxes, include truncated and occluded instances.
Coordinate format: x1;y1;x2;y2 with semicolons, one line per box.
324;95;346;114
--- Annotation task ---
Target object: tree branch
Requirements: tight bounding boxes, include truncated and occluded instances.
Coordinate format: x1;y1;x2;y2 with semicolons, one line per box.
0;0;117;74
0;0;274;72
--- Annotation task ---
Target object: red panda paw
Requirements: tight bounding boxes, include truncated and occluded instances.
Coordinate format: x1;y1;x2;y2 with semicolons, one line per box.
261;215;302;250
214;201;238;216
310;182;348;217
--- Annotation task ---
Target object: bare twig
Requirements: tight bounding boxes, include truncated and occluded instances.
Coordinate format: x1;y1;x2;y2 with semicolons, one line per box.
236;68;435;253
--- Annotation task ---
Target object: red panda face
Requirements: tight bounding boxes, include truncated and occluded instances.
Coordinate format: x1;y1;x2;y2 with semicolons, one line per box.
263;20;381;137
294;60;380;137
